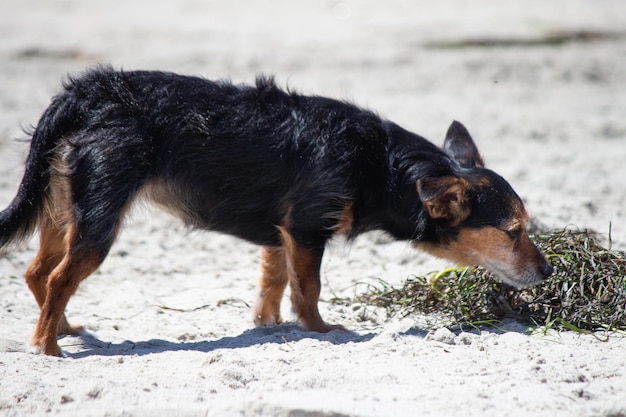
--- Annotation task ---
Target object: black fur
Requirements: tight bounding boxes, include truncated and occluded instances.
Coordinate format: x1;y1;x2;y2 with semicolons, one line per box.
1;66;517;256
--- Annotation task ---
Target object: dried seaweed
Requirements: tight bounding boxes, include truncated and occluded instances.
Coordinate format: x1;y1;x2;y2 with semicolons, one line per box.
352;228;626;331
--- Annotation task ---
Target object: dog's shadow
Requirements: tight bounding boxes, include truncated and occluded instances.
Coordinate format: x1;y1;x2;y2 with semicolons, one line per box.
62;323;379;359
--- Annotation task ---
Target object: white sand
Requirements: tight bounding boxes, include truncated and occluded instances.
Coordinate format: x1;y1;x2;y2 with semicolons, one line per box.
1;1;625;416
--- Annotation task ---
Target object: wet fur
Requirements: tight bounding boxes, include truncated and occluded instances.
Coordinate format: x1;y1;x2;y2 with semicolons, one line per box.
0;67;552;356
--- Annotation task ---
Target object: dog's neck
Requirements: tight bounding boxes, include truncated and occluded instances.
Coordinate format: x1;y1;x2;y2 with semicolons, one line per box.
347;122;457;243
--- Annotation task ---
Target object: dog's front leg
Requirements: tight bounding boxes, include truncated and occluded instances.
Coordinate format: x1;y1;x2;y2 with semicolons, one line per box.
277;227;344;332
253;246;289;326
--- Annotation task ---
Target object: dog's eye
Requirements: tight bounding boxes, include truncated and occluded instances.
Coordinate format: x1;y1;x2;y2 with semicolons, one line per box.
505;228;521;240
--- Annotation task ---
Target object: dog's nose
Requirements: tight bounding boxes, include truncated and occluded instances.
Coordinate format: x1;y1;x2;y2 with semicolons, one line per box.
539;263;554;278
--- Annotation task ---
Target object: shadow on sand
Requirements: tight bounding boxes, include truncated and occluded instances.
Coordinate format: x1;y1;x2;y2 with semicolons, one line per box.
63;323;381;359
59;319;531;359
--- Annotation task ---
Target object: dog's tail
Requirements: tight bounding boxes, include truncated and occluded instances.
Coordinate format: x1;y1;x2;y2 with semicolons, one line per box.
0;92;79;252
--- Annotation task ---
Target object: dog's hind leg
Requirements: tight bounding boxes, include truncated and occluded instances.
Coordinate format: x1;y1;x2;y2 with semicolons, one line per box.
24;219;84;337
25;220;65;311
31;223;107;356
253;246;289;326
30;140;142;355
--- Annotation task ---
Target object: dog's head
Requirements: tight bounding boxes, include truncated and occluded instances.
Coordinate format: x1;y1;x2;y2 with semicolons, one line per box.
415;121;553;288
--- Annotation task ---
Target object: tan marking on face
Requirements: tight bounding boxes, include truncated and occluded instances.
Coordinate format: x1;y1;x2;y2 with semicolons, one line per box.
416;213;549;288
497;207;529;236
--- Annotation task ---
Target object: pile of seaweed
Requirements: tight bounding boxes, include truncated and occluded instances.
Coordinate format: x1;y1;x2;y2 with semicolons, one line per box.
350;228;626;332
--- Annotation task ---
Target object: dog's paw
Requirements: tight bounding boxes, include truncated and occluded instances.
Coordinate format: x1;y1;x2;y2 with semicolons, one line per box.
27;342;66;358
301;320;348;333
57;315;87;337
252;296;284;327
253;311;284;327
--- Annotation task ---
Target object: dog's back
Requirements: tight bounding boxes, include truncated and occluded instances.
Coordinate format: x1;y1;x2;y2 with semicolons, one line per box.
47;68;397;247
3;66;422;253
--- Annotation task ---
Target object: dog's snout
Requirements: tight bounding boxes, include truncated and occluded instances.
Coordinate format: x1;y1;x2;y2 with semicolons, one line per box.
539;262;554;279
533;243;554;280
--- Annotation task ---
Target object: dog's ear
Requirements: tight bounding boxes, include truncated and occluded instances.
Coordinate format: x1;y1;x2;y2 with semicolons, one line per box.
416;176;471;226
443;121;484;168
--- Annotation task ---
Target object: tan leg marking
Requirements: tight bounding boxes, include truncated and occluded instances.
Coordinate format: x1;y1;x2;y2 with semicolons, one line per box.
25;221;65;309
31;225;103;356
25;220;85;337
277;226;344;333
253;246;288;326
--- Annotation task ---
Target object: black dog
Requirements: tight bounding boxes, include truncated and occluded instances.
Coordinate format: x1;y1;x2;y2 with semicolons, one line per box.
0;66;553;356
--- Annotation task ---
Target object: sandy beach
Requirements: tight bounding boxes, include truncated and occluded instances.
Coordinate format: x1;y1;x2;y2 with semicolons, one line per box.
1;1;625;416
